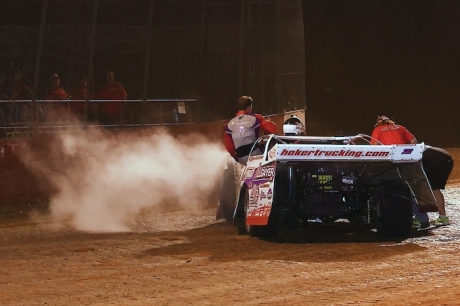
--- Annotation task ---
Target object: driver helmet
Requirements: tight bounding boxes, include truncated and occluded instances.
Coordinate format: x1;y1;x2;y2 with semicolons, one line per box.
283;115;305;136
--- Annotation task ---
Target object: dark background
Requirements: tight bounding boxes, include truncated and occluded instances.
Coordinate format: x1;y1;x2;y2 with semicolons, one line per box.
0;0;306;125
303;0;460;147
0;0;458;147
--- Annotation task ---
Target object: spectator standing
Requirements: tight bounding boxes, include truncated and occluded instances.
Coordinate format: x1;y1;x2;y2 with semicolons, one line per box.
68;74;92;122
9;69;33;122
0;73;8;133
0;73;8;100
95;70;127;125
44;73;69;122
224;95;277;164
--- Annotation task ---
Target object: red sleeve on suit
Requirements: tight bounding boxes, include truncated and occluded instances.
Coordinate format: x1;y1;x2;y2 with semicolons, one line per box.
255;114;277;135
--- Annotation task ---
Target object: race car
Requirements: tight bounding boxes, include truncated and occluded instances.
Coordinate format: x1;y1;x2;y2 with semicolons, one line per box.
216;134;438;238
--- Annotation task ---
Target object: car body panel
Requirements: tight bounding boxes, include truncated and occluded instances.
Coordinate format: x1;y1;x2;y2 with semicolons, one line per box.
234;134;437;228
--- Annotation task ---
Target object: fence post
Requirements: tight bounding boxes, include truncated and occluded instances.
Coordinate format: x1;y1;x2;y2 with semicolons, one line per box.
31;0;48;133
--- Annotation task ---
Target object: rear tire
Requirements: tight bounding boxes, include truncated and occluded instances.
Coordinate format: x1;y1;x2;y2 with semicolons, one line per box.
376;184;413;237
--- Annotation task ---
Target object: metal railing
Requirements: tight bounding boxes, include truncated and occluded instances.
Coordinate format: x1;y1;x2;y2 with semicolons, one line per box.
0;98;196;138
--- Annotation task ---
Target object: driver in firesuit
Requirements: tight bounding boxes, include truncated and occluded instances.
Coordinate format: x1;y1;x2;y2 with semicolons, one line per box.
224;96;277;164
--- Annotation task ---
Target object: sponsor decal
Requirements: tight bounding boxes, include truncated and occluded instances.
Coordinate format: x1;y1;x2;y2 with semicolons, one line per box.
244;167;255;179
267;188;273;200
280;149;390;158
318;175;332;184
318;174;333;190
254;165;275;181
250;186;259;206
247;206;270;217
259;190;267;200
234;126;256;138
401;148;414;155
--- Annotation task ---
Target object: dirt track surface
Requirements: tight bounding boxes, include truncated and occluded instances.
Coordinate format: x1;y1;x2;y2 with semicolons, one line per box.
1;149;460;306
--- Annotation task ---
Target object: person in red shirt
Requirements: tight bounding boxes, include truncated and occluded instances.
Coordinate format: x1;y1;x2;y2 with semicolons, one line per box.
44;73;69;122
68;75;92;122
9;69;33;122
95;70;127;126
370;115;417;145
10;69;33;100
224;96;277;163
370;115;452;229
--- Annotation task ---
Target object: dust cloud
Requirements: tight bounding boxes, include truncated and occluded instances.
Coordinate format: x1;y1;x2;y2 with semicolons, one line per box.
18;128;228;233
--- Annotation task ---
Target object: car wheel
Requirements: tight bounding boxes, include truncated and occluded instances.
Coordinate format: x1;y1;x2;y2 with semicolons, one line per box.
376;183;413;237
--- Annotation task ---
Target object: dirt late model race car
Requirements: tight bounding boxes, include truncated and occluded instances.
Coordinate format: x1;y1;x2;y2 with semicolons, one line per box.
216;134;438;238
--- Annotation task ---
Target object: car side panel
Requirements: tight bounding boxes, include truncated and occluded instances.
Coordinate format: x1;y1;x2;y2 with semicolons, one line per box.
241;158;277;226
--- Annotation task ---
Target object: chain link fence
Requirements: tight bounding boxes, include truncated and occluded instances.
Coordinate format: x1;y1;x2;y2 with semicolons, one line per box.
0;0;305;134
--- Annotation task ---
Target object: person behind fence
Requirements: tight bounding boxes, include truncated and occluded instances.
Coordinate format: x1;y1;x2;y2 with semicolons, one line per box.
95;70;127;125
9;68;32;122
68;74;91;122
44;73;68;122
0;73;9;129
224;95;277;164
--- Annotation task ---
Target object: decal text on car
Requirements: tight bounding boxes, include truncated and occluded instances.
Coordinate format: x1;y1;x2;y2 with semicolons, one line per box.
253;166;275;180
280;149;390;158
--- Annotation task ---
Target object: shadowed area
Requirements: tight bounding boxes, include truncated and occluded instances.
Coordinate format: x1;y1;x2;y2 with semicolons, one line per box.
139;221;428;263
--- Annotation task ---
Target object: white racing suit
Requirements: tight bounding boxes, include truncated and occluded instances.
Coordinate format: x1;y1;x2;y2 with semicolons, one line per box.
225;113;262;164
